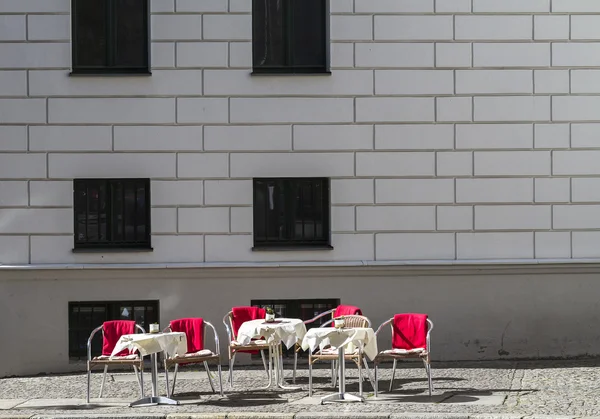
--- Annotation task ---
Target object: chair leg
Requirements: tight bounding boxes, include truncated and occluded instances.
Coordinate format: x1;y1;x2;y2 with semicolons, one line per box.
217;363;224;397
86;365;91;404
293;351;298;384
133;364;144;398
260;350;269;378
308;359;313;397
363;357;375;389
358;356;363;397
389;359;397;392
140;362;144;397
164;361;171;398
425;360;433;396
171;364;179;396
98;365;108;398
229;352;236;389
204;361;216;394
374;362;379;398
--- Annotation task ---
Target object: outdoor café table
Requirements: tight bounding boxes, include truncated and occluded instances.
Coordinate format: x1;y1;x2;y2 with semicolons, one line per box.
111;332;187;407
301;327;377;404
237;318;307;390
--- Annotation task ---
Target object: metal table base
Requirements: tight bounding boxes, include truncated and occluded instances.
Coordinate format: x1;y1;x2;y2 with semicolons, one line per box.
320;346;364;404
259;343;301;390
130;353;179;407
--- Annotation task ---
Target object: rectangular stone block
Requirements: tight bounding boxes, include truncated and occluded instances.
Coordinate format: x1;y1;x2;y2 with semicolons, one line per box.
535;15;569;41
356;97;435;122
152;207;177;233
573;232;600;258
475;151;550;176
457;179;533;203
437;206;473;231
0;154;46;179
48;153;176;178
294;125;373;151
356;206;435;231
0;43;70;69
231;98;354;123
456;124;533;149
473;0;549;11
177;153;229;178
376;179;454;204
554;205;600;229
355;43;434;68
473;43;550;67
151;180;203;206
0;99;46;123
176;42;229;68
0;208;72;233
356;152;435;176
151;14;202;40
571;16;600;40
30;126;112;151
179;207;230;233
331;206;355;232
534;124;570;149
376;125;454;150
203;15;251;40
205;126;291;151
331;179;374;205
534;70;569;94
455;16;532;40
356;0;434;12
48;98;176;124
456;70;533;94
0;236;29;264
30;181;72;207
475;205;551;230
0;71;27;96
205;180;252;205
331;15;373;41
437;152;473;176
474;96;550;122
375;16;453;40
177;98;228;124
554;151;600;175
375;70;454;94
114;126;203;151
535;178;570;203
535;232;571;259
0;181;28;206
572;178;600;202
0;0;69;12
230;153;354;177
457;232;534;259
27;15;69;41
553;43;600;66
0;125;27;151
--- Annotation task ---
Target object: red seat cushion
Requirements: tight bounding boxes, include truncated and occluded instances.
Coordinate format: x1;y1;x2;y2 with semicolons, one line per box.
392;313;428;351
231;306;266;354
102;320;136;356
170;318;204;353
334;305;363;317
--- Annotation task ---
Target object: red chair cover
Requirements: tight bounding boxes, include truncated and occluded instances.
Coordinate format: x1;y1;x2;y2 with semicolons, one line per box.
334;305;363;317
170;318;204;353
392;313;428;351
102;320;136;356
232;306;266;337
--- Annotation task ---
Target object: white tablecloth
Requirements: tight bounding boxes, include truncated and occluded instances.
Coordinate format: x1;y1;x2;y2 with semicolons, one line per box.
111;332;188;358
237;318;307;349
301;327;378;360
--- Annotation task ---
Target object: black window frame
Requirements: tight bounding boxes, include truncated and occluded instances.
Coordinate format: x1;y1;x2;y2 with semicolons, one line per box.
73;178;152;250
252;0;330;74
253;177;331;249
68;300;159;360
71;0;151;75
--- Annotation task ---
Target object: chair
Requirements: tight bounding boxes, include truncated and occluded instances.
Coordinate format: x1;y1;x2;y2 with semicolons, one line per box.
373;313;434;397
86;320;145;403
293;304;364;384
163;318;223;397
307;314;373;397
222;306;272;388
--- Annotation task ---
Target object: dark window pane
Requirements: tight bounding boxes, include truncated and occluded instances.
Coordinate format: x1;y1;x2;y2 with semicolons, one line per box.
74;182;88;243
73;0;108;68
112;181;125;242
114;0;147;67
123;183;137;242
291;0;326;67
253;0;287;68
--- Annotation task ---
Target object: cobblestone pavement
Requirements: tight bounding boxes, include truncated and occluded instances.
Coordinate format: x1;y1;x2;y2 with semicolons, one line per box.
1;359;600;417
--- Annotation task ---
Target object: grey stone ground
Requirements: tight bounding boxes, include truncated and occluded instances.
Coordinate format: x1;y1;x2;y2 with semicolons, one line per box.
1;359;599;418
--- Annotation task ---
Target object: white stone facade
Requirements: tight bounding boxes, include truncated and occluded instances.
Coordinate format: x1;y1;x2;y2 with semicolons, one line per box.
4;0;600;376
1;0;600;265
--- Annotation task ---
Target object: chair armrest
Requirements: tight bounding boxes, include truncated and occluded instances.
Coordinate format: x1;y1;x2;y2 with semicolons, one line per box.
426;318;434;353
135;324;146;334
87;325;104;362
303;309;335;325
374;318;393;336
222;312;233;345
205;321;220;355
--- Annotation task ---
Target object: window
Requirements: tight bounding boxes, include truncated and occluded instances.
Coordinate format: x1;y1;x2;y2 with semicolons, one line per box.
252;0;329;74
69;300;159;359
71;0;150;74
74;179;151;250
253;178;331;248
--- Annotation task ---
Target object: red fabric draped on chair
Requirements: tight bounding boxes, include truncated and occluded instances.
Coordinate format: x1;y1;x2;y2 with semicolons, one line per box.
334;305;363;317
392;313;428;351
170;318;205;353
102;320;136;356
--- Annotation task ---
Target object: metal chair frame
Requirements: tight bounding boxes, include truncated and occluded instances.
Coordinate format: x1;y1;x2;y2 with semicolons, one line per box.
163;321;223;397
86;323;145;403
222;311;272;389
306;314;375;397
373;317;434;397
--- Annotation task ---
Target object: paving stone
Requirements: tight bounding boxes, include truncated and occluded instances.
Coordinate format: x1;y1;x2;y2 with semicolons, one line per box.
0;400;27;410
442;394;507;406
166;414;227;419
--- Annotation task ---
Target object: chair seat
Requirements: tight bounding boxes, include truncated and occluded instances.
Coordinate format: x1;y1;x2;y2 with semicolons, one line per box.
376;348;428;360
231;339;268;346
174;349;215;358
90;354;142;365
165;349;220;367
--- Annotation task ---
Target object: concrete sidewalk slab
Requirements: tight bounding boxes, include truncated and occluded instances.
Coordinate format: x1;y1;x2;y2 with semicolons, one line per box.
0;401;27;410
441;394;507;405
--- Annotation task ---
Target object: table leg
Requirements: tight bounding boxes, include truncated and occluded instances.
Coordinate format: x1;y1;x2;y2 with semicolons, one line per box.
130;353;180;407
320;347;364;404
273;344;301;390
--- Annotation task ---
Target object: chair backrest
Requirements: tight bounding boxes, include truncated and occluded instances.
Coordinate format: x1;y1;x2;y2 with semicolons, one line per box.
230;306;266;339
170;318;204;353
391;313;429;350
102;320;136;356
324;314;371;328
334;305;363;317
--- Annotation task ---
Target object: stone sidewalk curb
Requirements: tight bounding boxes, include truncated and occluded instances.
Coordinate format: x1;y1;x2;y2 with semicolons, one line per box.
0;413;597;419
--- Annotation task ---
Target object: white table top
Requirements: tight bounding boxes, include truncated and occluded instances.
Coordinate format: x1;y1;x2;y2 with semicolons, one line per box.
301;327;378;360
237;318;307;349
111;332;187;358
